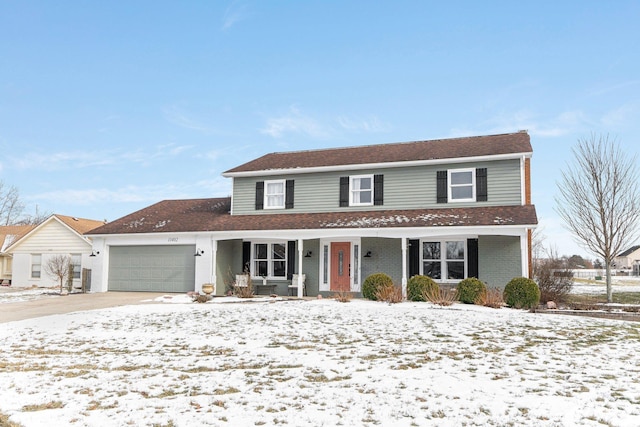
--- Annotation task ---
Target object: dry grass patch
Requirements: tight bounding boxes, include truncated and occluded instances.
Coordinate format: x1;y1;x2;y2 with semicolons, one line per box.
21;401;64;411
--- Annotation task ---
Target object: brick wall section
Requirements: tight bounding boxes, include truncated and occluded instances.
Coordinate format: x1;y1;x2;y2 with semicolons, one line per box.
478;235;522;289
361;237;403;285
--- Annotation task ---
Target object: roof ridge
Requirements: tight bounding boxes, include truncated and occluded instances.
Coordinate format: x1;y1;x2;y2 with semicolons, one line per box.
255;131;529;157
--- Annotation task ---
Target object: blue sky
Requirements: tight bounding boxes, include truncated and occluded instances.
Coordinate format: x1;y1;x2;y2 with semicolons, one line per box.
1;1;639;259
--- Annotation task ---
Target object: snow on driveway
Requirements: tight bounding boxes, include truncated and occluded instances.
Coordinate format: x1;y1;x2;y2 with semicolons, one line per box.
1;298;640;426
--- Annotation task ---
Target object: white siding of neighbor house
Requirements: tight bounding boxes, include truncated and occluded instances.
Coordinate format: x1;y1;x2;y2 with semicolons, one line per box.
231;159;522;215
9;219;93;288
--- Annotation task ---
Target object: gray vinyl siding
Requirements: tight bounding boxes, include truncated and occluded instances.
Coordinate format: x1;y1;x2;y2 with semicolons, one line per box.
231;159;522;215
477;235;522;288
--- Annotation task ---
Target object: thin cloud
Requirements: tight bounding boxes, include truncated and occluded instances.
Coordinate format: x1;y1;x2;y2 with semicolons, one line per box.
600;103;639;127
337;115;392;133
585;80;640;98
163;105;217;133
221;1;247;31
450;110;591;139
261;106;331;139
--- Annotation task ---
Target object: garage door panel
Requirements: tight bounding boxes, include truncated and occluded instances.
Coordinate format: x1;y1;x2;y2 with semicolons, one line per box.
109;245;195;292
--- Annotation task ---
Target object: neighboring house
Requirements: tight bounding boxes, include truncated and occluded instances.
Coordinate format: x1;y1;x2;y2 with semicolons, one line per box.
614;245;640;274
6;215;106;288
87;131;538;297
0;225;35;285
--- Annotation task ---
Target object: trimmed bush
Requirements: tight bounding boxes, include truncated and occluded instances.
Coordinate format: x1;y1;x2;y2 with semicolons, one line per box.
362;273;394;301
457;277;487;304
503;277;540;309
407;275;438;302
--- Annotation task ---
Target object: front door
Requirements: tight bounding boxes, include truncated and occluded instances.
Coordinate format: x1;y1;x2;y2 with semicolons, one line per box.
330;242;351;291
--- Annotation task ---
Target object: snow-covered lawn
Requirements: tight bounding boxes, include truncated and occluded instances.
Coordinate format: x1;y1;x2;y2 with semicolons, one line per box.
0;287;60;304
1;298;640;426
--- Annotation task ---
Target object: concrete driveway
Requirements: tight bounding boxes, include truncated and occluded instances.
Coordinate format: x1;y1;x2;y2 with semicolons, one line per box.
0;292;170;323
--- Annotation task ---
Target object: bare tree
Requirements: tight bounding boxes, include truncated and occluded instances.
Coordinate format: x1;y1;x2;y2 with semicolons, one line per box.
0;181;25;226
44;255;72;295
556;134;640;302
14;205;52;226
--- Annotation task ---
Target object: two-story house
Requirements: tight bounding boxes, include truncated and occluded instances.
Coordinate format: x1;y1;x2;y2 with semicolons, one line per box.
86;131;537;297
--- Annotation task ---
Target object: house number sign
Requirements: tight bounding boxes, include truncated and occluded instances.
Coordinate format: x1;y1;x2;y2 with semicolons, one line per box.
168;238;179;243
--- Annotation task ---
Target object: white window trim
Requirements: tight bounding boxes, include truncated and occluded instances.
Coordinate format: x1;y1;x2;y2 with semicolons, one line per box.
420;239;467;282
251;240;287;280
71;253;81;280
318;238;361;292
31;253;42;279
264;179;286;210
349;174;374;207
448;168;476;203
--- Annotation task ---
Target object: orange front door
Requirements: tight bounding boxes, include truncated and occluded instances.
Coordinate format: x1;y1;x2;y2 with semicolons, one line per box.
330;242;351;291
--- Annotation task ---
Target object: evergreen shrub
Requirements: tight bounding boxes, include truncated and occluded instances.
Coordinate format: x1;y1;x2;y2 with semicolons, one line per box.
407;275;438;302
503;277;540;309
362;273;394;301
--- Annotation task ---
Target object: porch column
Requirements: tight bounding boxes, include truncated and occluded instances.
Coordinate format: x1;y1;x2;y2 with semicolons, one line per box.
520;230;529;278
211;239;218;294
401;237;407;299
297;238;304;298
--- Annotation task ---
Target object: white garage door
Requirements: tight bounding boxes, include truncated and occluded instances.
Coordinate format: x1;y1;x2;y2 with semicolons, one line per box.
109;245;196;292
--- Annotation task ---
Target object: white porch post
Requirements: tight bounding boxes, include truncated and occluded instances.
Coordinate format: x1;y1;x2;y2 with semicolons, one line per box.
520;230;529;278
211;239;218;294
401;237;408;299
297;238;304;298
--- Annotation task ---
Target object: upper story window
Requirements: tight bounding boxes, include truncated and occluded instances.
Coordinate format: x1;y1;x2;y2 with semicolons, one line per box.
255;180;294;210
449;169;475;202
264;180;285;209
350;175;373;206
437;168;487;204
340;174;384;207
31;254;42;279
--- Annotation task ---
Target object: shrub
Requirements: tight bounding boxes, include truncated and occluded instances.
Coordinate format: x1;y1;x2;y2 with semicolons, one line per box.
362;273;394;301
534;258;573;304
424;285;458;306
407;275;438;302
457;277;487;304
503;277;540;309
476;287;504;308
333;290;352;303
375;284;403;304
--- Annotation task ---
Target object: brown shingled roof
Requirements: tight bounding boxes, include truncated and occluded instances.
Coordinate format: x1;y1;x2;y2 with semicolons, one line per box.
0;225;35;253
87;197;538;235
224;131;532;174
54;214;106;235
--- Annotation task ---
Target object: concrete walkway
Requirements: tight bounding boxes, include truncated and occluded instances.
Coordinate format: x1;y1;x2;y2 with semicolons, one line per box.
0;292;170;323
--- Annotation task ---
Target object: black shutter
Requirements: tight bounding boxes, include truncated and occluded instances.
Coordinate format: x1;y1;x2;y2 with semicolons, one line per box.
467;238;478;279
374;174;384;206
285;179;295;209
409;239;420;277
242;241;251;273
287;240;296;279
437;171;448;203
339;176;349;207
255;181;264;210
476;168;487;202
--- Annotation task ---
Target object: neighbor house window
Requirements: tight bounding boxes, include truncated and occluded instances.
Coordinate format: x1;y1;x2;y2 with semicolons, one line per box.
350;175;373;206
264;180;285;209
253;243;287;278
31;254;42;279
448;169;475;202
71;254;81;279
422;240;466;280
